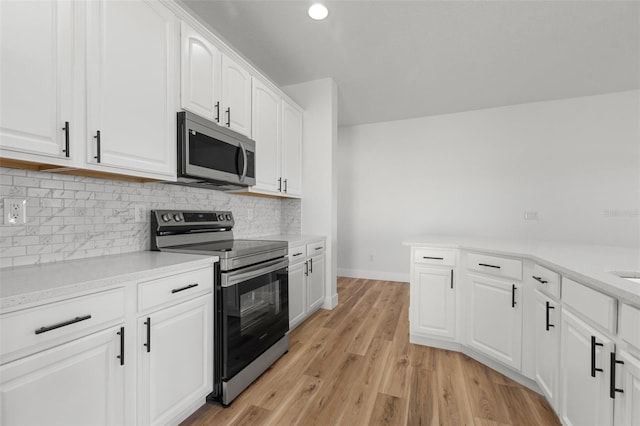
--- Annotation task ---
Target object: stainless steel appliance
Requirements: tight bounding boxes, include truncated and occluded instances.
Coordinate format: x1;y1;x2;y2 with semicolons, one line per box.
176;111;256;190
150;210;289;405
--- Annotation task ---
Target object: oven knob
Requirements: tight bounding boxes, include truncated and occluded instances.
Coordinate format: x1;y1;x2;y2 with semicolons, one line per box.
225;214;232;221
173;214;182;222
218;214;225;221
161;214;171;222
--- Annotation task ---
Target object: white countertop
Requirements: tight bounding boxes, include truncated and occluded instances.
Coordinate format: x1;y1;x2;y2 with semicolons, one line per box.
255;234;326;245
403;236;640;305
0;252;217;312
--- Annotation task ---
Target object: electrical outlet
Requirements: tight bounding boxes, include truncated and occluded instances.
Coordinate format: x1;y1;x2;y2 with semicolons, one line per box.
4;198;27;225
524;211;538;221
134;204;144;223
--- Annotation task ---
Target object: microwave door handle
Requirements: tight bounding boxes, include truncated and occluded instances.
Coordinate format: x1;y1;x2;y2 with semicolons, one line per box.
239;142;248;180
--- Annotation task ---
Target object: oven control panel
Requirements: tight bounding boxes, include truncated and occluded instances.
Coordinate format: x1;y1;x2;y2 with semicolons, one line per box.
151;210;234;228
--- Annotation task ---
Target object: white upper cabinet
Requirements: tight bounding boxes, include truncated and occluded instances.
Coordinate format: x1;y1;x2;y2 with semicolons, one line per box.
281;99;303;197
85;0;177;179
0;0;75;165
180;22;252;137
252;77;281;193
180;21;220;122
221;54;252;137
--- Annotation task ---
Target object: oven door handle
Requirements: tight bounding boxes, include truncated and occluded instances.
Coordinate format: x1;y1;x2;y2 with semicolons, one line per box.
221;258;288;287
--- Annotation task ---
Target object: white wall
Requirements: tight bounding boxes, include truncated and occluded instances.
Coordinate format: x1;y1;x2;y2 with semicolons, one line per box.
284;78;339;308
337;90;640;281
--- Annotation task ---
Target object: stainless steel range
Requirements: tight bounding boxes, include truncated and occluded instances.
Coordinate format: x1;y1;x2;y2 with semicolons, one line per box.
150;210;289;406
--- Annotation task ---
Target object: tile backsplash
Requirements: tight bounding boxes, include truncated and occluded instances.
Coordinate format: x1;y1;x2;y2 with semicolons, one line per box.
0;167;301;268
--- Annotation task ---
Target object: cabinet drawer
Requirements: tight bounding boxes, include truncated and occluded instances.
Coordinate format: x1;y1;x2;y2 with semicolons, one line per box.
532;264;561;299
467;253;522;280
562;278;616;334
413;248;456;266
288;244;307;264
138;266;213;313
620;303;640;350
307;240;325;255
1;288;125;361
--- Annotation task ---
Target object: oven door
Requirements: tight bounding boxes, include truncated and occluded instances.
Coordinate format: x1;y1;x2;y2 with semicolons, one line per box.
220;258;289;380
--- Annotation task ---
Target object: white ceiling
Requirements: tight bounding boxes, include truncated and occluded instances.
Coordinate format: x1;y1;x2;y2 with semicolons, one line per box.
181;0;640;127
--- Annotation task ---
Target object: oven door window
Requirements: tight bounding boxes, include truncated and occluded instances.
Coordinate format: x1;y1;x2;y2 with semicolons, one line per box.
221;266;288;379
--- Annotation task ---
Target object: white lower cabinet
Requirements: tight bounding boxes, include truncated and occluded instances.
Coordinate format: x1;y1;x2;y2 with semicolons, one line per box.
467;273;522;370
137;294;212;425
534;289;560;408
287;239;325;330
560;309;614;426
615;349;640;425
411;266;456;340
0;326;125;425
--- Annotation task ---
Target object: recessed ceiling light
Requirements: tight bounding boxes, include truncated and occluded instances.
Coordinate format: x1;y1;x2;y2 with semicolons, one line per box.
308;3;328;21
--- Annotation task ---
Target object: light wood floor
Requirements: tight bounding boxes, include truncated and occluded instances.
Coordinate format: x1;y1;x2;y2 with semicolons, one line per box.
181;278;561;426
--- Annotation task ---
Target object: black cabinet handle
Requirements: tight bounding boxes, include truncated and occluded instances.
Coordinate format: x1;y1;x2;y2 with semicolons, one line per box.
511;284;517;308
450;269;454;289
310;258;313;273
35;315;92;335
545;301;555;331
591;336;604;377
423;256;444;260
315;247;322;251
225;107;230;127
532;275;548;284
293;252;303;257
479;263;501;269
304;260;309;276
94;130;101;163
62;121;70;157
117;327;125;366
215;101;220;122
171;283;198;294
144;317;151;353
610;352;624;399
284;179;288;193
278;177;282;192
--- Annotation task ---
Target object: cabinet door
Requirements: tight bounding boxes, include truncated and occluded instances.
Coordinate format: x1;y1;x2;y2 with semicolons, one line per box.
288;260;307;330
281;100;303;197
560;309;614;426
252;78;281;193
86;0;176;178
137;294;212;425
614;350;640;426
180;21;220;122
534;290;560;408
411;266;456;340
0;326;125;425
308;254;325;313
0;0;74;163
221;54;252;137
467;274;522;370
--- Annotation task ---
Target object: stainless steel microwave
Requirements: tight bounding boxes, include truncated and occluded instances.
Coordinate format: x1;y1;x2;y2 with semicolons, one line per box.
176;111;256;190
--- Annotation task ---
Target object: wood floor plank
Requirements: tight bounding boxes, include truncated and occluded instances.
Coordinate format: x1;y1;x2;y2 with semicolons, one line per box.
180;278;560;426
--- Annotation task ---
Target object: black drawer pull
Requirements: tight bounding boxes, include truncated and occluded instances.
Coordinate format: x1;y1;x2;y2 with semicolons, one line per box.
117;327;125;366
450;269;454;289
610;352;624;399
304;260;309;276
532;275;548;284
591;336;604;377
35;315;92;335
511;284;517;308
144;317;151;353
171;283;199;294
292;252;303;257
310;258;313;273
479;263;501;269
315;247;322;251
423;256;444;260
545;301;555;331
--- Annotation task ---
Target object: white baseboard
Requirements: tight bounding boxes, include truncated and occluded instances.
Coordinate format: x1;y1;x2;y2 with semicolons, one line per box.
337;268;409;283
322;292;338;309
